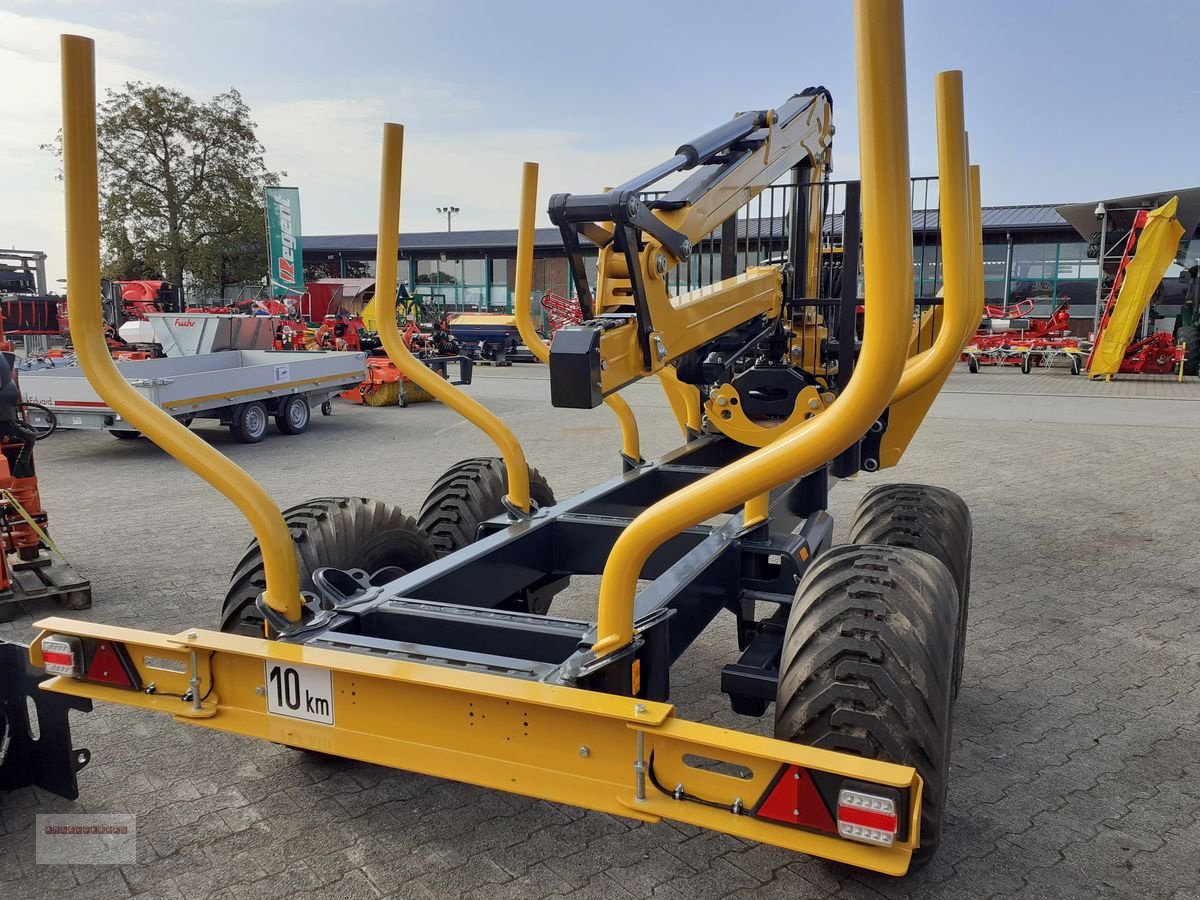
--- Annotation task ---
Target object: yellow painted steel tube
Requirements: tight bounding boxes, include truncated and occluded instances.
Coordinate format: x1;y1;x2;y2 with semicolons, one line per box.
59;35;302;623
604;396;641;462
892;69;971;402
969;164;984;336
591;0;916;656
512;162;642;463
512;162;549;363
374;124;531;512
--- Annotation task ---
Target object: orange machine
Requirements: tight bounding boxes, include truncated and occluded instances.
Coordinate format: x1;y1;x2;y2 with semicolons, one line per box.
0;326;91;622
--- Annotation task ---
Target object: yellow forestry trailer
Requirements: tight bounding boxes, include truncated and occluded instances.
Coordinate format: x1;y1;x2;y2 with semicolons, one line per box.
1;0;985;877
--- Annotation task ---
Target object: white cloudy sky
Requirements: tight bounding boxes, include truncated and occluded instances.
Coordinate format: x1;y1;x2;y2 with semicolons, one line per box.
3;0;1198;287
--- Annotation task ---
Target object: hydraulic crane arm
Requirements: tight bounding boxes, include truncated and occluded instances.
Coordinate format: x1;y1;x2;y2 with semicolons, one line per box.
548;90;833;408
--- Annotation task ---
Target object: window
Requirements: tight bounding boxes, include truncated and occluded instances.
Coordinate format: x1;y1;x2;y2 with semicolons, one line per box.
491;257;509;286
1011;243;1056;280
461;258;486;285
416;258;458;285
982;243;1007;283
1054;242;1089;279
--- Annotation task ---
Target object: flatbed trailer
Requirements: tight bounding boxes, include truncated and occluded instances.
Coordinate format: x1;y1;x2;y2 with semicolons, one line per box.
17;349;367;442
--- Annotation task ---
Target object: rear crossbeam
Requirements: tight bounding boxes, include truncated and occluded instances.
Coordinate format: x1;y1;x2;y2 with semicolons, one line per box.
29;618;921;875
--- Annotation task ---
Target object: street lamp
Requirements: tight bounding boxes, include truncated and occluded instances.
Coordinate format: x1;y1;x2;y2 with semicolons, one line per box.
1093;202;1108;335
436;206;460;232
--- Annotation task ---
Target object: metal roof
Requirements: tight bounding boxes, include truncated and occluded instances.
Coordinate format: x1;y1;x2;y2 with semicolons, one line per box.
301;204;1088;258
303;228;569;255
980;205;1067;230
1056;187;1200;245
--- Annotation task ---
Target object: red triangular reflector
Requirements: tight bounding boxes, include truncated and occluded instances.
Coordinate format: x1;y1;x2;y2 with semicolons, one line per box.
755;765;837;834
86;641;134;687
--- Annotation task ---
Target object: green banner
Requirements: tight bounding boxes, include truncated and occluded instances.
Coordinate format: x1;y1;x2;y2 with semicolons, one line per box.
265;186;304;297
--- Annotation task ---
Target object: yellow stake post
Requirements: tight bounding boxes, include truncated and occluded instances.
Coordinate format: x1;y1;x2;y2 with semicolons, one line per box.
969;163;985;339
590;0;917;656
372;124;532;512
59;35;302;624
512;162;642;464
892;69;972;402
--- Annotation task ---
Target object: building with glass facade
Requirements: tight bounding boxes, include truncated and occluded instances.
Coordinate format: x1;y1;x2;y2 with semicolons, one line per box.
304;200;1200;335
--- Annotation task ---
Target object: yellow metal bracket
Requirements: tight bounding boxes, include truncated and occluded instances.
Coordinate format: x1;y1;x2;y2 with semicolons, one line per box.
704;383;830;449
592;267;783;399
656;365;703;437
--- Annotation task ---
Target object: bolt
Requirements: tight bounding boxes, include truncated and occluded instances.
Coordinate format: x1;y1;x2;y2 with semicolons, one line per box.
653;335;668;362
655;254;668;276
600;358;608;371
790;346;801;357
627;197;640;217
255;685;266;696
680;239;691;258
186;631;197;641
716;396;728;407
674;783;685;800
821;392;835;404
579;746;590;758
634;703;647;715
808;398;819;410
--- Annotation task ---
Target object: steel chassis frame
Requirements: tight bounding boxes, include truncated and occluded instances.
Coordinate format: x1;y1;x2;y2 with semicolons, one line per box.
259;432;833;712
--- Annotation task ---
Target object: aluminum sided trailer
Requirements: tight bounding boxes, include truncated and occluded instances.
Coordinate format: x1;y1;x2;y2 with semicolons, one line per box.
18;349;367;443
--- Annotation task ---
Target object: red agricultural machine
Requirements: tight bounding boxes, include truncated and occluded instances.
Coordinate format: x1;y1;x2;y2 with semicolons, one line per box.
299;290;471;407
1086;203;1188;380
961;300;1085;374
0;321;91;623
540;289;584;339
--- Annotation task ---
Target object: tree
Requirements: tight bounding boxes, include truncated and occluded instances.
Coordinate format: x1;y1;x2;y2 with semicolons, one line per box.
45;82;282;303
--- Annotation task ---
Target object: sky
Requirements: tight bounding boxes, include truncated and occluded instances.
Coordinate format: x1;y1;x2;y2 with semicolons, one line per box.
3;0;1199;288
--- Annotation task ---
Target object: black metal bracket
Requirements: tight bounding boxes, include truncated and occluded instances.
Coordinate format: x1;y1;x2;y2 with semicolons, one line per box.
0;640;92;800
255;591;339;639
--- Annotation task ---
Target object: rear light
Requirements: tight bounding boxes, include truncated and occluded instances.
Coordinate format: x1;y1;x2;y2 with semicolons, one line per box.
42;635;83;677
837;788;899;846
39;635;141;690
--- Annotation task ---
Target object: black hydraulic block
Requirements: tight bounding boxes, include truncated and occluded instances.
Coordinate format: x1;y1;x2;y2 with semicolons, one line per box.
549;326;603;409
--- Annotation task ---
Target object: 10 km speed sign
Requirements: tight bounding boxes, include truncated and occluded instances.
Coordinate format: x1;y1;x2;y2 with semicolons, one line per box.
264;661;335;725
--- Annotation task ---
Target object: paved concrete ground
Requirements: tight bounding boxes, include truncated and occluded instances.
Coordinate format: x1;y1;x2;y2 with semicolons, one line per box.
2;364;1199;899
